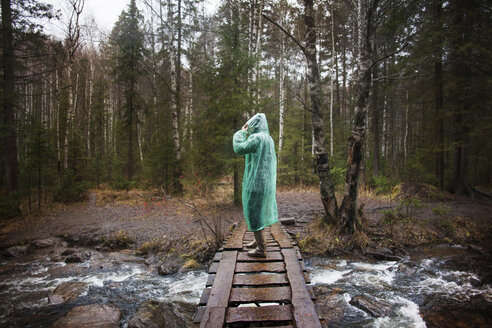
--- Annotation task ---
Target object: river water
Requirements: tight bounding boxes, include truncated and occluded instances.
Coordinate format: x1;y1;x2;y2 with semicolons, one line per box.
308;245;491;327
0;245;490;327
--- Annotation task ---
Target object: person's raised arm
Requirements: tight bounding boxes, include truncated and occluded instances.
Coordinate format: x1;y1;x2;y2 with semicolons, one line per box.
233;124;260;155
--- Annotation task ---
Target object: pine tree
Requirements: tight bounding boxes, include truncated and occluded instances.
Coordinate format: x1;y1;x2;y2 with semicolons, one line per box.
109;0;146;183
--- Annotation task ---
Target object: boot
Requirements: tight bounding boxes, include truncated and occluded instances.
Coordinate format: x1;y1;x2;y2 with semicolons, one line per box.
247;230;266;258
245;239;257;248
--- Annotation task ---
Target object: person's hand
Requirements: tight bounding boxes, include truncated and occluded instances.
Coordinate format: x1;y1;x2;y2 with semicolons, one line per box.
242;123;248;131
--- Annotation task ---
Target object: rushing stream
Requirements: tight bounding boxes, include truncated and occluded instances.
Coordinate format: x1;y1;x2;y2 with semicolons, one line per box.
0;249;207;327
308;245;491;327
0;245;490;327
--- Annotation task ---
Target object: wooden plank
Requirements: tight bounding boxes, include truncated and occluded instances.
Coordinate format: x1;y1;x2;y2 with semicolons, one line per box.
194;306;206;323
200;307;226;328
206;274;215;287
212;260;290;273
282;248;321;328
208;262;219;273
224;222;247;250
265;246;281;252
270;223;293;248
233;273;288;286
236;262;285;273
199;288;211;305
200;250;237;328
243;237;276;242
243;241;278;246
237;251;283;262
229;286;291;303
225;305;293;324
212;252;222;262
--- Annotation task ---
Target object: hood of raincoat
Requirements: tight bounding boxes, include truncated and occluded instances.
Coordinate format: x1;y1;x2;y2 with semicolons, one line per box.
246;113;269;134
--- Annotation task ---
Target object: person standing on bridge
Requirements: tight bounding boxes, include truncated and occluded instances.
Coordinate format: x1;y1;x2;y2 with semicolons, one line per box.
233;113;278;258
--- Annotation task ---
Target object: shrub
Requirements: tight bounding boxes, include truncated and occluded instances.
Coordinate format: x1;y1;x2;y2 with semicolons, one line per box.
398;197;425;217
432;204;451;217
54;171;89;203
105;230;135;249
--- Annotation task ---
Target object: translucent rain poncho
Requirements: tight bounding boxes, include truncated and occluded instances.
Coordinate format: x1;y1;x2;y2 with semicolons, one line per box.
233;113;278;231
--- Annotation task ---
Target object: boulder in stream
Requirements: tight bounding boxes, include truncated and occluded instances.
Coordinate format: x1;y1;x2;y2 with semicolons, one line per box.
422;294;492;328
368;249;402;262
128;300;195;328
61;249;75;256
48;282;88;304
349;294;393;318
52;304;121;328
6;245;30;257
64;251;91;263
33;238;55;249
158;254;185;276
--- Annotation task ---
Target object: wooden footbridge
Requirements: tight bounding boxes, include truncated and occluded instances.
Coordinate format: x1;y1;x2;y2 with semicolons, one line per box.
194;222;323;327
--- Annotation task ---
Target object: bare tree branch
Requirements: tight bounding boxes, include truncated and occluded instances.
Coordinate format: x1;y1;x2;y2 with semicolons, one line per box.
262;13;307;57
159;186;217;238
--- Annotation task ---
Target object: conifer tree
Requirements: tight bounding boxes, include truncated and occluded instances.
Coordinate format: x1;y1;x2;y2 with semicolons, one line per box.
110;0;146;182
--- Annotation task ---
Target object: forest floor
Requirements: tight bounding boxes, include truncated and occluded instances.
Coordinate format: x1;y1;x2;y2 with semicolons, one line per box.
1;183;491;257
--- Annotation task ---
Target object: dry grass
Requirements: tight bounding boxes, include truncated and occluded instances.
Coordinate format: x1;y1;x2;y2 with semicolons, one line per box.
100;230;135;249
298;217;341;255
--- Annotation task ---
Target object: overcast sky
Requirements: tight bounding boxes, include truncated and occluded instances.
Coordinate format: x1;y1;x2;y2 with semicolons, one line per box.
43;0;219;41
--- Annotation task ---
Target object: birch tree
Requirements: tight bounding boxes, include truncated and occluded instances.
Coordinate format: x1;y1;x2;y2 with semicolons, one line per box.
264;0;339;224
339;0;379;233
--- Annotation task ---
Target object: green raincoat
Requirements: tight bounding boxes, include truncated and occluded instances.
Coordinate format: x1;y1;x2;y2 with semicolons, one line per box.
233;113;278;231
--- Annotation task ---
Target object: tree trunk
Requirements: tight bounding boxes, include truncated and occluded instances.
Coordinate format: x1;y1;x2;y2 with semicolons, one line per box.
278;37;285;154
329;5;336;157
304;0;338;224
340;0;378;233
371;60;380;177
233;162;240;206
1;0;19;194
433;0;445;189
169;0;183;194
128;75;134;180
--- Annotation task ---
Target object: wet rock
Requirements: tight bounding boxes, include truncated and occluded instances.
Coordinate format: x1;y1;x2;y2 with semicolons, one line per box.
61;249;75;256
128;300;165;328
128;300;195;328
144;255;158;266
349;294;393;318
50;256;63;262
6;245;30;257
49;282;88;304
33;238;55;248
396;263;416;275
65;253;84;263
422;295;492;328
49;263;88;279
280;217;296;225
64;251;91;263
314;286;347;327
467;244;486;255
368;251;402;262
375;247;393;255
158;254;185;276
0;263;16;275
52;304;121;328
